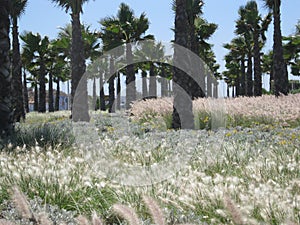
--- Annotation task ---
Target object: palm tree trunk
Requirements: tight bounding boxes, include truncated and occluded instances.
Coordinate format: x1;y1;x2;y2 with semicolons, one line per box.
235;75;240;97
71;13;89;121
23;68;29;113
0;0;13;137
141;70;148;98
190;21;205;99
172;0;194;129
55;78;60;111
227;85;230;98
240;57;246;96
12;17;25;121
161;65;167;97
99;72;106;111
109;56;115;113
34;84;38;111
213;80;218;98
48;72;54;112
273;0;288;96
38;63;46;113
269;69;274;93
125;43;136;109
168;79;172;96
253;30;262;96
206;71;212;97
246;54;253;96
149;63;157;98
92;77;97;111
116;72;121;110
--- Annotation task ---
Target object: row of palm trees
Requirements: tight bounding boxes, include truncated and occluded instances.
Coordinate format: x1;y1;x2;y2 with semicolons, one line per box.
0;0;220;134
223;0;299;98
5;0;294;133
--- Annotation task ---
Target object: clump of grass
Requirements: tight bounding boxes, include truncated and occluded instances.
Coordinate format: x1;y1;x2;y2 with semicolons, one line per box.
0;121;74;151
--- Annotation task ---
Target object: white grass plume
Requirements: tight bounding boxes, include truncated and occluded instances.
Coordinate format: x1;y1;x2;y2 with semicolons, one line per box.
76;215;90;225
0;219;17;225
224;195;244;225
37;212;53;225
142;195;166;225
113;204;140;225
92;212;104;225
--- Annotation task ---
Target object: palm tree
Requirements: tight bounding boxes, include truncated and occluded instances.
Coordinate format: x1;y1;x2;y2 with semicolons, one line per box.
235;4;255;97
100;17;124;112
20;32;50;113
22;60;39;111
9;0;27;121
100;3;153;109
51;0;90;121
224;37;248;96
174;0;214;99
172;0;194;129
194;17;218;98
47;35;71;111
236;1;271;96
47;38;71;112
263;0;289;96
0;0;13;137
135;40;165;98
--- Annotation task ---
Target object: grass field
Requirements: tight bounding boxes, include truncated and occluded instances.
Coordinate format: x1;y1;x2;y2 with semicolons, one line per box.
0;94;299;224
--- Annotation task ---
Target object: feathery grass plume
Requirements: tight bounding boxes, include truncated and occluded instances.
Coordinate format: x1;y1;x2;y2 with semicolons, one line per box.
224;195;244;225
286;222;298;225
37;212;53;225
113;204;140;225
92;212;104;225
11;186;35;221
176;224;198;225
142;195;166;225
76;215;90;225
0;219;17;225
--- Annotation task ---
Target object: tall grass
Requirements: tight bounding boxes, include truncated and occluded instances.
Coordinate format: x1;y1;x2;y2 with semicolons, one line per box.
0;96;299;224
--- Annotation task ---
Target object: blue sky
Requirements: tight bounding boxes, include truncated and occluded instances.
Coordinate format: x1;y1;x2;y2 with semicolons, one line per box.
19;0;300;72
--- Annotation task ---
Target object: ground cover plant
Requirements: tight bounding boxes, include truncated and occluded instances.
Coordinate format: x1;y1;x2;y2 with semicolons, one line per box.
0;95;300;224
